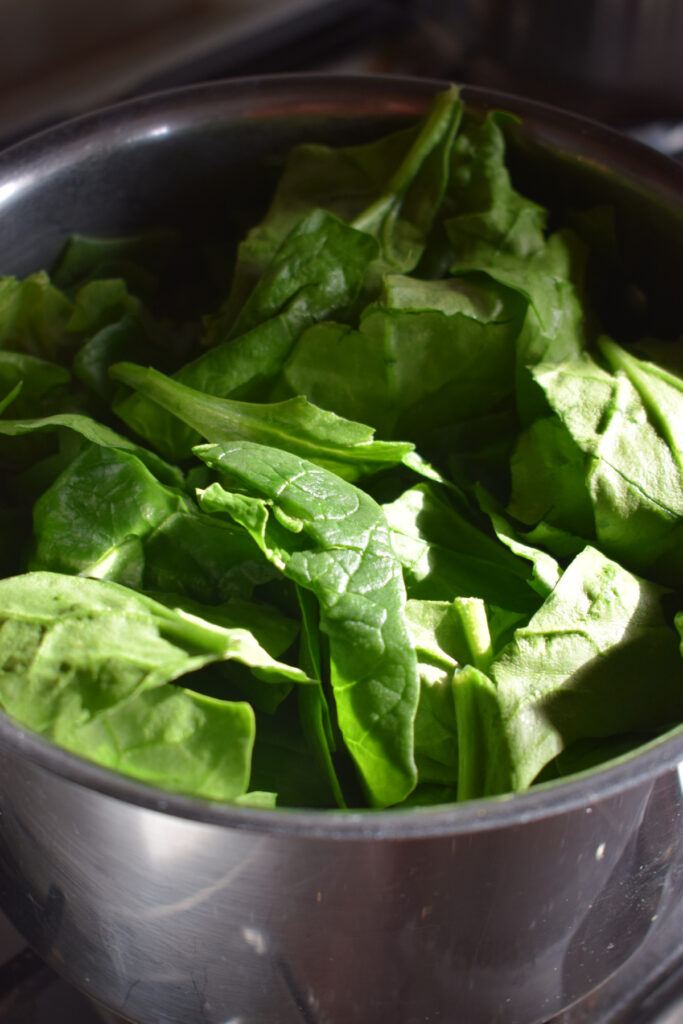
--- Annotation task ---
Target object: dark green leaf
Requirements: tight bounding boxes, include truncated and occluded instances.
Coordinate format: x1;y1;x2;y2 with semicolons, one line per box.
249;695;340;808
226;209;378;342
0;411;182;487
30;444;191;583
196;440;419;807
489;546;683;792
221;93;460;319
383;483;540;613
0;273;74;362
67;279;141;334
52;230;176;299
115;211;378;459
280;273;524;444
351;85;463;283
296;584;347;807
143;509;278;604
527;349;683;586
110;361;414;481
0;351;70;419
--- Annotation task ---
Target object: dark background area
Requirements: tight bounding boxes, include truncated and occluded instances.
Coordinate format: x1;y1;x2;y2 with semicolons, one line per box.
0;0;682;154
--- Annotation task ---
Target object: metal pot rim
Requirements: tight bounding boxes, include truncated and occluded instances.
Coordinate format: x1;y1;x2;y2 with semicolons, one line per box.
1;711;681;837
1;71;682;840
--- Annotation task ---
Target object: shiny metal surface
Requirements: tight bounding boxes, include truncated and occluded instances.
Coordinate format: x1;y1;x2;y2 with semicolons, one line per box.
0;742;680;1024
0;75;682;1024
0;741;681;1024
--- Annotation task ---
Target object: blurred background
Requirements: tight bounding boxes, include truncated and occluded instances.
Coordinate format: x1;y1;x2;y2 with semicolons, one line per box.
0;0;682;156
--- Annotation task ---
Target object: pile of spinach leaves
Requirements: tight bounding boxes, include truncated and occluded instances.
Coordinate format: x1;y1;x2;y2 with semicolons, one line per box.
0;86;681;810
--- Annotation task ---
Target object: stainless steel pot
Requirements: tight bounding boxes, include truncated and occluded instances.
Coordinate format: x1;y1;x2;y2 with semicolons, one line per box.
0;75;682;1024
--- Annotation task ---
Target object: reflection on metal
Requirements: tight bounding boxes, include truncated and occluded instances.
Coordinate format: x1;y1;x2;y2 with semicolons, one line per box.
629;122;683;161
0;174;36;207
144;124;171;139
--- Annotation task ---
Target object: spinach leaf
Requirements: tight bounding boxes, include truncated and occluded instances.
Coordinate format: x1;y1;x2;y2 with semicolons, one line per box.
440;110;547;265
0;410;182;487
404;597;515;800
475;485;562;598
149;591;300;662
0;352;73;473
221;129;416;322
222;85;462;320
406;598;488;789
278;320;394;435
225;209;378;342
296;584;347;807
407;596;493;674
409;108;590;420
73;316;157;402
110;361;414;482
508;413;596;539
115;211;378;459
249;694;344;808
359;300;518;444
516;349;683;586
52;230;176;299
383;483;540;614
0;273;74;362
149;591;302;717
49;684;256;802
67;279;141;334
195;440;419;807
114;316;298;460
0;571;310;694
29;440;282;607
412;668;459;788
350;85;463;283
30;444;191;584
0;575;260;799
142;510;278;605
68;273;197;405
455;230;588;414
0;568;307;809
0;351;70;418
488;546;683;792
0;382;21;416
280;272;524;443
599;337;683;471
452;664;510;802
